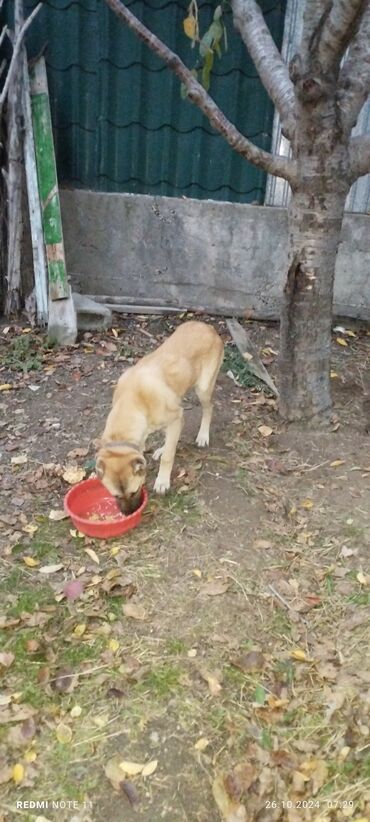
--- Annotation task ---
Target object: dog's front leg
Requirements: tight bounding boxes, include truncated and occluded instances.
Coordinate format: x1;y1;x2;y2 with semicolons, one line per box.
154;410;183;494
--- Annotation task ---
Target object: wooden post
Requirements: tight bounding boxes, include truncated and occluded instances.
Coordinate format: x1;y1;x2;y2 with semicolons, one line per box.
30;56;77;344
22;51;48;325
29;57;69;301
4;0;23;317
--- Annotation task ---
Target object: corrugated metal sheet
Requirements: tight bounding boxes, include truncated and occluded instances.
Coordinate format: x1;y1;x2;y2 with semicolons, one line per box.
19;0;286;203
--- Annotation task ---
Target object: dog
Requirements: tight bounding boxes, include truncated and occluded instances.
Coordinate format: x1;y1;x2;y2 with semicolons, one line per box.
96;321;224;514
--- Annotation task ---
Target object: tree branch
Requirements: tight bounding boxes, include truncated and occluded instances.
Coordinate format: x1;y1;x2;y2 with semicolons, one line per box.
230;0;296;141
0;3;42;113
310;0;367;75
349;134;370;179
338;5;370;133
103;0;297;186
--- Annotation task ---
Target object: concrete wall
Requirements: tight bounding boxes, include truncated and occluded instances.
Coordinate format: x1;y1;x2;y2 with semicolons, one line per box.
60;189;370;320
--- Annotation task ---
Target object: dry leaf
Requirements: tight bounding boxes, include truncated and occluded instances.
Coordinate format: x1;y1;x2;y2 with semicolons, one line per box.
212;774;247;821
67;447;89;459
200;579;230;597
11;454;28;465
194;737;210;751
230;651;266;673
49;509;68;521
85;547;100;565
330;459;346;468
336;337;348;346
290;649;312;663
23;556;39;568
70;705;82;718
63;464;86;485
39;563;64;574
119;760;145;776
73;623;87;637
183;14;198;40
0;652;15;668
301;499;314;510
56;722;72;744
141;759;158;777
22;523;38;535
357;571;369;586
12;763;24;785
122;602;147;621
257;425;273;438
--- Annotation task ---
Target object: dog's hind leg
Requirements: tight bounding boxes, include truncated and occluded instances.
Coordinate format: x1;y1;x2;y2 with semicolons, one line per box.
195;348;223;448
154;409;184;494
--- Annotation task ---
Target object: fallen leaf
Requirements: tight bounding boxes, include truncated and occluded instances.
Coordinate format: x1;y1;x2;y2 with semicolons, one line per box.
122;602;147;621
39;563;64;575
290;649;312;663
0;652;15;668
194;737;210;751
12;763;24;785
357;571;369;586
52;667;78;693
49;509;68;521
340;545;355;558
73;623;87;637
141;759;158;777
336;337;348;346
108;639;120;653
25;640;39;653
301;499;314;510
230;651;266;673
0;383;13;391
67;447;89;459
22;523;38;535
56;722;72;744
62;464;86;485
119;760;145;776
330;459;346;468
11;455;28;465
257;425;273;438
200;579;230;597
85;547;100;565
70;705;82;718
23;557;39;568
212;774;247;821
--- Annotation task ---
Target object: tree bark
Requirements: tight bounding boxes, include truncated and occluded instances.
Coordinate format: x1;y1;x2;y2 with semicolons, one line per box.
279;182;349;421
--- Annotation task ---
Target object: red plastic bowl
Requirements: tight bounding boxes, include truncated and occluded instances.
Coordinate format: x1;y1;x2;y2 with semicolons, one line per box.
64;477;148;538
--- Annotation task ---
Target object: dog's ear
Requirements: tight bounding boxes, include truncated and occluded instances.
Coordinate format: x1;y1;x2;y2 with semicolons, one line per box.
130;455;146;475
96;456;105;479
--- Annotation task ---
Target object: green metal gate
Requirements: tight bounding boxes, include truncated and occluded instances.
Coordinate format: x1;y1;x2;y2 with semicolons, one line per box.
20;0;286;203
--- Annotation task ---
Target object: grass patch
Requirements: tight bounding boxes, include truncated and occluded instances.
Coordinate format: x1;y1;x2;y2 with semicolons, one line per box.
222;344;272;393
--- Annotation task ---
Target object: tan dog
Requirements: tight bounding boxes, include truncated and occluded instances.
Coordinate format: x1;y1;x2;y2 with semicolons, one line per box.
96;321;224;514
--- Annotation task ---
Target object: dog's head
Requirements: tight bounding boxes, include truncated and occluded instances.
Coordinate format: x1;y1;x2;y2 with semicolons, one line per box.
96;443;146;515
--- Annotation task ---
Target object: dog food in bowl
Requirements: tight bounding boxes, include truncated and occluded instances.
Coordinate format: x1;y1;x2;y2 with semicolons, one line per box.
64;477;148;538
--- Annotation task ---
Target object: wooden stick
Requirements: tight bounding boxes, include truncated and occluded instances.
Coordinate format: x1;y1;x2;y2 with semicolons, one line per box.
0;3;42;113
4;0;23;317
226;317;279;396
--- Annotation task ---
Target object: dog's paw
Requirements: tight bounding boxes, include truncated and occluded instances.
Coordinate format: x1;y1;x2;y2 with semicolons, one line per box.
153;446;164;461
154;476;170;494
196;432;209;448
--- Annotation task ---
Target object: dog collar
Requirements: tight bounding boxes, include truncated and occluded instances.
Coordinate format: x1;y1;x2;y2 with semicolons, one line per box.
101;440;142;454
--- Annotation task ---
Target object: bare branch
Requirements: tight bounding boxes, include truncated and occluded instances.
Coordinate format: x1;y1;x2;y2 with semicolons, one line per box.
103;0;297;185
349;134;370;179
0;3;42;112
338;5;370;132
230;0;296;141
310;0;367;75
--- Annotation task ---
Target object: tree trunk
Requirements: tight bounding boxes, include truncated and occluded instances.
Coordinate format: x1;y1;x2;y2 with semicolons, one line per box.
279;182;349;421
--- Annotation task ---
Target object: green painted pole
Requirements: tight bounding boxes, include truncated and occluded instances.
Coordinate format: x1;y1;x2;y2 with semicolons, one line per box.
30;57;69;301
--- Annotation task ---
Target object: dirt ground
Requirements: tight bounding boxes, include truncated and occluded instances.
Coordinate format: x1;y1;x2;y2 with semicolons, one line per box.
1;313;370;822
